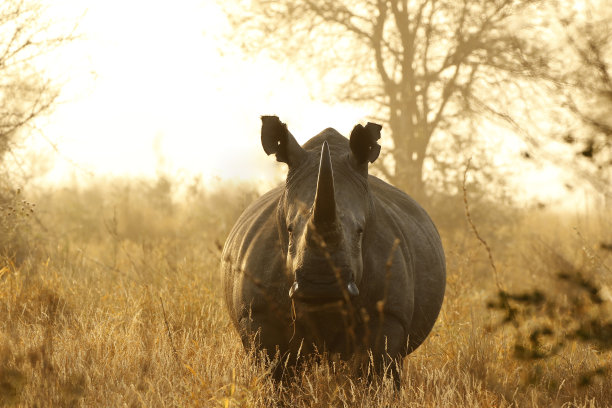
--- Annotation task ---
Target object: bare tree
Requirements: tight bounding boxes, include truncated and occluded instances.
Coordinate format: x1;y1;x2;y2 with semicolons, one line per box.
1;0;78;259
225;0;546;198
555;2;612;188
0;0;77;168
503;0;612;198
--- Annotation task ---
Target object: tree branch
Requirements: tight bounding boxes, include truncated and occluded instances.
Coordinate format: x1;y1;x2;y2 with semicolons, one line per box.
372;0;394;92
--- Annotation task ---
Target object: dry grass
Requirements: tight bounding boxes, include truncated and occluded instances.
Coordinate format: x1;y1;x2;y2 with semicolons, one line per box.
0;178;611;407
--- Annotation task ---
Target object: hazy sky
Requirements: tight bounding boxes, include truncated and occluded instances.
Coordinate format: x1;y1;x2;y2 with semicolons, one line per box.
17;0;587;205
33;0;366;186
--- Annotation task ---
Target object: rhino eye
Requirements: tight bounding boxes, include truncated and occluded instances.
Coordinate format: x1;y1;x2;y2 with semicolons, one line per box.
357;226;364;235
287;225;294;234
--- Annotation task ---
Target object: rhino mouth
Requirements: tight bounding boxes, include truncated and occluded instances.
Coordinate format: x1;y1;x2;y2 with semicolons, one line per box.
289;280;359;303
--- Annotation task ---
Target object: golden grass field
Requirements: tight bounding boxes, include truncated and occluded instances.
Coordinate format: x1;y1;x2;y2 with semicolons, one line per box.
1;178;611;407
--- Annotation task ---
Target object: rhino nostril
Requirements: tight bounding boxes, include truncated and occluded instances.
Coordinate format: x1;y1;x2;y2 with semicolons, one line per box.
347;282;359;297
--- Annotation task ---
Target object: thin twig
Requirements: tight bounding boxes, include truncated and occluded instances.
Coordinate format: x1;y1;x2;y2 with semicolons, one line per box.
462;158;504;294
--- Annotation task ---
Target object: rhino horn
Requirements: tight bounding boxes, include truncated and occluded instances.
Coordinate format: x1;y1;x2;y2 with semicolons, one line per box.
313;141;336;226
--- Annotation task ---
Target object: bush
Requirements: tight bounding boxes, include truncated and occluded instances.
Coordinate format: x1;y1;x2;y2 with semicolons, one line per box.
0;186;37;263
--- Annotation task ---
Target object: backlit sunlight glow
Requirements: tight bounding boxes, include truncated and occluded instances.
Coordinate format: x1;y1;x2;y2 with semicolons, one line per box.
35;0;367;187
18;0;580;205
3;2;611;405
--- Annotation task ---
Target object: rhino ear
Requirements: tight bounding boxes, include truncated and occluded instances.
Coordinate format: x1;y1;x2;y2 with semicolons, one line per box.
261;116;307;166
349;122;382;165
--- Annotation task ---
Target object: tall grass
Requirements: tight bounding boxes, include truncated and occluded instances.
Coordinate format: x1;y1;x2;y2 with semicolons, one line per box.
0;177;610;406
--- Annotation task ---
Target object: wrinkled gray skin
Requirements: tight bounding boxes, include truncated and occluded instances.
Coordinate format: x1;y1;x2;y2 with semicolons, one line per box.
221;116;445;388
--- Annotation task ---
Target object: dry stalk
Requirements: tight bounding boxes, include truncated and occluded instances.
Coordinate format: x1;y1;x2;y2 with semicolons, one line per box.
159;295;184;370
462;158;505;294
375;238;400;353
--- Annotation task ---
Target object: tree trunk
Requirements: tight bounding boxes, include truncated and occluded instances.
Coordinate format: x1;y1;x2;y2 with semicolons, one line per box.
387;98;428;201
392;141;425;200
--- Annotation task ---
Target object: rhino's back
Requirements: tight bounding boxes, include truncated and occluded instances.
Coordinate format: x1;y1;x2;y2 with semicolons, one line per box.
221;186;286;324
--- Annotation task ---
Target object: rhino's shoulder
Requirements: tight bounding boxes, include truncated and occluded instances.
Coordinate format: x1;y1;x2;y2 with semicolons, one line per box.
368;176;427;219
367;175;444;265
367;175;441;241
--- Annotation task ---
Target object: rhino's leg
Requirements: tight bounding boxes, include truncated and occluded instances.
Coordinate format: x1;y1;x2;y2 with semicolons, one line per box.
366;314;406;389
238;313;292;381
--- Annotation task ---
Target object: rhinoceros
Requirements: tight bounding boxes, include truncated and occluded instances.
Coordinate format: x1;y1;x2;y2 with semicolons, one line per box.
221;116;445;387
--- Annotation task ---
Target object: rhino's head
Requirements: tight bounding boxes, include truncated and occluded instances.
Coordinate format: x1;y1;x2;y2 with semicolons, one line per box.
260;116;382;303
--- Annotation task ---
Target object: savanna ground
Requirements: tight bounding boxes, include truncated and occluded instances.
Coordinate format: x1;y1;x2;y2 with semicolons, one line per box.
0;177;611;407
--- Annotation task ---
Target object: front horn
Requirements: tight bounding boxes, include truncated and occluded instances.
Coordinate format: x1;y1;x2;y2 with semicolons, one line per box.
312;141;336;226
